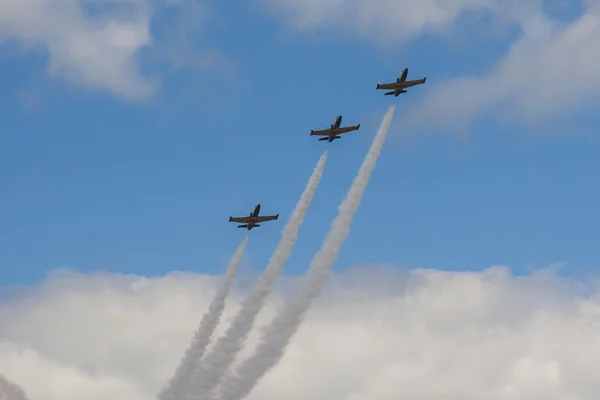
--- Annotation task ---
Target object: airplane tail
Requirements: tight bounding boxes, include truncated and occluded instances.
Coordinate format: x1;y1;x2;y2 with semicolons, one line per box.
376;82;381;89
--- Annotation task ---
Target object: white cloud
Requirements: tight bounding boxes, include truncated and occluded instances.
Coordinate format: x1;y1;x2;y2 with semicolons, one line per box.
405;2;600;129
0;0;223;101
1;265;600;400
0;0;156;100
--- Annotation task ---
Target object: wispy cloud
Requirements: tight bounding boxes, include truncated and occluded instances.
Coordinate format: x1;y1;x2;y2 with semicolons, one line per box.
257;0;535;41
149;0;233;73
405;2;600;129
0;0;155;100
258;0;600;127
0;0;228;102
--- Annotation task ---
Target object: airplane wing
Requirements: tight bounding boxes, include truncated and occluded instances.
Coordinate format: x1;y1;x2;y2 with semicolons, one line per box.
336;124;360;134
254;214;278;222
311;125;359;136
229;216;251;223
376;82;397;90
402;78;426;88
311;128;334;136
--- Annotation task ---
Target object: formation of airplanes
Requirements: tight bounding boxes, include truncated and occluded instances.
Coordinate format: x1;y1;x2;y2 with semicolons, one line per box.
229;67;426;230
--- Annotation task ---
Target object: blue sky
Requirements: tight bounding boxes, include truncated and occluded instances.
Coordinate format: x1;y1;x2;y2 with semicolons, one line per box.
1;0;599;285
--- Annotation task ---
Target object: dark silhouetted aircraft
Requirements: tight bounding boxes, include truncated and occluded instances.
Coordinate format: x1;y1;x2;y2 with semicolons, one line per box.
310;115;360;142
376;68;426;97
228;204;279;230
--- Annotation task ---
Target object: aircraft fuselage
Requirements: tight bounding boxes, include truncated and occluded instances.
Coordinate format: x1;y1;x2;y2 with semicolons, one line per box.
245;204;261;230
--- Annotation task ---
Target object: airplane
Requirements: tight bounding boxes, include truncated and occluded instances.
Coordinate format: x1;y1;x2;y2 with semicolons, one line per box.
376;68;426;97
310;115;360;142
228;204;279;230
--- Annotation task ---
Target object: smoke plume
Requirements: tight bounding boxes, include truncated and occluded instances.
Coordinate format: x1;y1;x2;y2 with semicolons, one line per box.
216;105;395;400
158;236;248;400
186;153;328;400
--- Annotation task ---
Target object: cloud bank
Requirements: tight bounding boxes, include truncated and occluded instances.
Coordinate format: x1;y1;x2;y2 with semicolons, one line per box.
0;374;29;400
1;265;600;400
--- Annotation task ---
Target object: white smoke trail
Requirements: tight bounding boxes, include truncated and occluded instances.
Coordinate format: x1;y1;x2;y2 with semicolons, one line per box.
158;236;248;400
0;375;29;400
216;105;395;400
186;152;328;400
